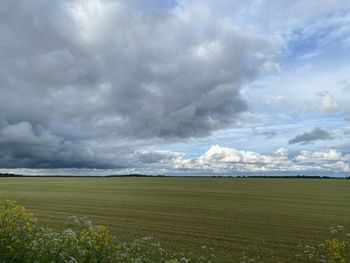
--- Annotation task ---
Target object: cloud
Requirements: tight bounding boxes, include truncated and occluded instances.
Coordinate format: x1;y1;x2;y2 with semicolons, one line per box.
288;127;332;145
260;131;278;139
294;149;350;173
136;150;192;170
338;78;350;92
135;145;350;174
0;0;349;173
0;0;282;169
318;92;338;113
1;142;349;174
251;126;283;139
295;149;350;163
196;145;291;172
264;95;287;105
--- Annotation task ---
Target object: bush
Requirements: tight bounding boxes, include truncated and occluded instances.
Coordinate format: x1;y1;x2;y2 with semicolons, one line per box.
295;225;350;263
0;200;216;263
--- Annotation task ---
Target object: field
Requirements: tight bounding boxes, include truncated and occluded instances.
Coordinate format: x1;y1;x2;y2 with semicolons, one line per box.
0;177;349;262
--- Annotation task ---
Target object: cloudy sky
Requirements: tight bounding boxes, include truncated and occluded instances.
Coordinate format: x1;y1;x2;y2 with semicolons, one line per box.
0;0;350;176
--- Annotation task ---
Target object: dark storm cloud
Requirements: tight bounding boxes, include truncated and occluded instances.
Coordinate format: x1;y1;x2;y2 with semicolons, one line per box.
0;0;278;168
288;127;332;145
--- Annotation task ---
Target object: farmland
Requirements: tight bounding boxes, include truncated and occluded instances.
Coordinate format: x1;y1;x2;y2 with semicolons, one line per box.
0;177;349;262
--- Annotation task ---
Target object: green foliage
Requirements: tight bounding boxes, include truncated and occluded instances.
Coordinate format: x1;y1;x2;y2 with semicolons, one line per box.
296;225;350;263
0;200;215;263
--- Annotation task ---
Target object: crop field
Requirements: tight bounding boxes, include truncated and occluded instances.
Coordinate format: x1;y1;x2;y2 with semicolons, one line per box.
0;177;349;262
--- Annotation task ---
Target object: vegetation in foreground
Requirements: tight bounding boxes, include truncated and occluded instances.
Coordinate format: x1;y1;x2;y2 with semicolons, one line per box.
0;200;216;263
1;200;350;262
296;226;350;263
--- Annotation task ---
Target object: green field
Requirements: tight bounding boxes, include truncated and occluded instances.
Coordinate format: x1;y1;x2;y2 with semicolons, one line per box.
0;177;349;262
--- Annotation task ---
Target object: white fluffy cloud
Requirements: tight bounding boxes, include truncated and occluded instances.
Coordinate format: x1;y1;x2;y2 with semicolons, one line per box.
295;150;350;163
196;145;291;172
295;150;350;173
135;146;350;174
318;92;338;113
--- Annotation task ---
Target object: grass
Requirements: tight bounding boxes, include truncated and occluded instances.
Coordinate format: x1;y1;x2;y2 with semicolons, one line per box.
0;177;349;262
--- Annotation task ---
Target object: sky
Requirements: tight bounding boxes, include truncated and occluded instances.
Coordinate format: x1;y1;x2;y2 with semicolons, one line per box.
0;0;350;176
